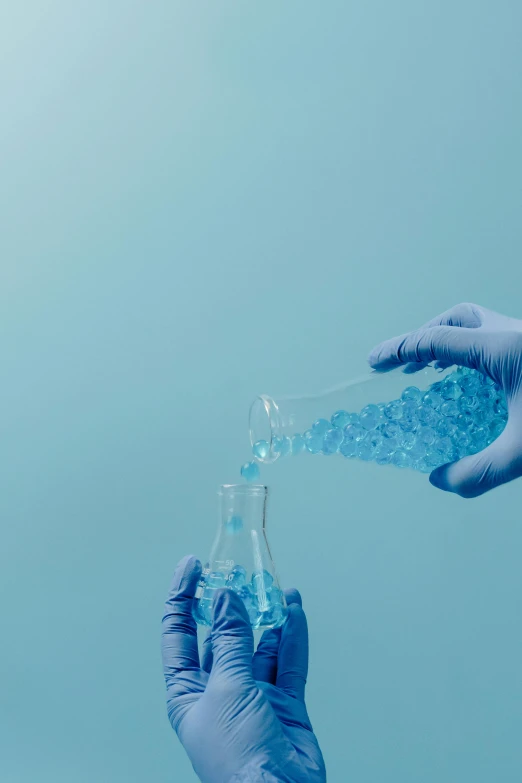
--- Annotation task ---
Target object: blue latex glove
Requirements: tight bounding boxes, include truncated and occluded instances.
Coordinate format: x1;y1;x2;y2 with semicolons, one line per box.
162;555;326;783
369;302;522;498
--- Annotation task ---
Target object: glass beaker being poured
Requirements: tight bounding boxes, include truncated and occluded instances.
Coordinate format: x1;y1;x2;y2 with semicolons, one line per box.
192;484;287;631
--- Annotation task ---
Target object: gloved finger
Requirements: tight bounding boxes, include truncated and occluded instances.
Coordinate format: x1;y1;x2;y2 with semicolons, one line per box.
252;588;302;684
369;326;484;372
252;628;281;684
276;590;308;703
420;302;483;330
162;556;202;685
430;418;522;498
207;589;255;689
201;631;213;674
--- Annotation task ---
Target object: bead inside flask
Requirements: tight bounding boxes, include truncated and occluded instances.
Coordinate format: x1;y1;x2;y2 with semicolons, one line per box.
192;485;287;631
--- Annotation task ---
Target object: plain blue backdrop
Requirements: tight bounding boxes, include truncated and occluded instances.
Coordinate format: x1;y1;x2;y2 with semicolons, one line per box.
1;2;522;781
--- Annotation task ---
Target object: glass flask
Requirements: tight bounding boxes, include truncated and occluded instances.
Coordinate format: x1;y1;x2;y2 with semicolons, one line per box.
192;484;287;631
249;364;508;472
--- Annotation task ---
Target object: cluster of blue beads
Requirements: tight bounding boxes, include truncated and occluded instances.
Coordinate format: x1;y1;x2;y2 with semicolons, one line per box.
248;368;508;474
192;566;287;630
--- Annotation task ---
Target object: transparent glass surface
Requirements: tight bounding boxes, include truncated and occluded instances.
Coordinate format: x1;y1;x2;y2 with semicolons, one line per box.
192;484;287;631
249;364;508;472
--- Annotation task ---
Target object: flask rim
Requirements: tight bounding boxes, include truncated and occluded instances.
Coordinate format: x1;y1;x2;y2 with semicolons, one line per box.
219;484;268;497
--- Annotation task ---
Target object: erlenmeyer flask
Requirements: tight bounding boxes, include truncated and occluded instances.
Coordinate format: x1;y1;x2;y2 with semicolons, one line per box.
249;364;508;472
192;484;287;631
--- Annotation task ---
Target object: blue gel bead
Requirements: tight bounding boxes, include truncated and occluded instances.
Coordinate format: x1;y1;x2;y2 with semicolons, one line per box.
471;427;489;451
418;426;437;446
423;390;442;409
402;386;422;403
456;412;474;430
399;414;418;433
304;429;323;454
323;427;344;454
312;418;331;435
384;400;403;420
208;571;226;588
360;404;382;430
381;421;401;439
473;407;494;426
417;406;438;426
441;379;462;400
408;438;427;460
331;410;352;429
225;515;244;535
401;399;420;417
392;449;411;468
340;438;357;457
357;432;382;461
436;417;458;438
416;458;432;474
375;443;394;465
252;569;274;593
228;565;247;588
252;440;270;460
489;417;506;440
476;387;496;405
241;460;260;482
425;449;444;468
460;374;480;395
401;431;416;450
431;437;453;458
343;423;365;442
346;412;361;426
291;433;306;455
493;399;507;416
458;395;479;413
441;400;459;418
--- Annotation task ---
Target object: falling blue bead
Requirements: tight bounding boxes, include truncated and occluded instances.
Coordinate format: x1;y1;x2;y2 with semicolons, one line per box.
241;461;260;482
225;515;244;535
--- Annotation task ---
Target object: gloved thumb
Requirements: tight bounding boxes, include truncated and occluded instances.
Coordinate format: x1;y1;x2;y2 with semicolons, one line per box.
208;589;255;687
430;418;522;498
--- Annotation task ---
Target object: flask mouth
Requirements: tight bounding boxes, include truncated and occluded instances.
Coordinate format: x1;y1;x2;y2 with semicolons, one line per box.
220;484;268;497
249;395;279;464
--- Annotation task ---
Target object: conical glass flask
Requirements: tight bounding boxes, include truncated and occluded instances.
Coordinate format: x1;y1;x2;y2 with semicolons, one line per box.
193;484;287;631
249;364;508;472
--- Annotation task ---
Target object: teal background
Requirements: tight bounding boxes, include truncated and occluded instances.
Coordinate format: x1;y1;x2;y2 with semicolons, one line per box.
1;2;522;781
